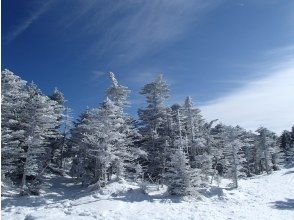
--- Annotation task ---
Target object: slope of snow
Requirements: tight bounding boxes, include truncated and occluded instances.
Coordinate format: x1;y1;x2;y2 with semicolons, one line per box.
2;168;294;220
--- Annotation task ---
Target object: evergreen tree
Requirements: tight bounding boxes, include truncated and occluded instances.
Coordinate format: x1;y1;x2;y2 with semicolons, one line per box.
70;108;93;183
138;74;170;180
20;83;59;194
255;127;280;174
165;147;199;196
1;69;28;180
106;72;146;180
70;97;140;186
49;87;66;167
280;126;294;165
210;124;231;176
239;129;256;177
181;97;213;184
59;107;73;169
222;126;246;188
107;72;130;107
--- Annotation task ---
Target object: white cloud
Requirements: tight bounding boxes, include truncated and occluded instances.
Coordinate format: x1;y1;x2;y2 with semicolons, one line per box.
92;70;106;78
4;1;55;43
201;47;294;133
81;0;222;64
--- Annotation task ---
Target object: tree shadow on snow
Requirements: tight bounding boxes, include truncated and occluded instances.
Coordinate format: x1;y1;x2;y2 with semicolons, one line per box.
283;170;294;175
1;175;87;209
271;198;294;210
200;186;225;199
111;188;182;203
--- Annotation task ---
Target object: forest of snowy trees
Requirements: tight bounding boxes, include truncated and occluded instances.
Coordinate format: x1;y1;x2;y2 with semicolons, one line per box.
1;69;294;196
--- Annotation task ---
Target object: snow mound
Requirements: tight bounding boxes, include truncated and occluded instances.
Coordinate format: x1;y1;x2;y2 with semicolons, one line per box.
87;179;140;198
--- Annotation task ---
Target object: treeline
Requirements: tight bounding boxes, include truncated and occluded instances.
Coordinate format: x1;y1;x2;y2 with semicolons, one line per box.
1;69;294;196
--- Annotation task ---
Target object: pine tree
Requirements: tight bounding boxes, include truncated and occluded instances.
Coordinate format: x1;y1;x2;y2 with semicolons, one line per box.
20;83;60;194
59;107;73;169
222;126;246;188
107;72;130;107
165;147;199;196
181;97;213;184
255;127;280;174
70;107;111;186
106;72;146;180
1;70;28;180
49;87;66;167
138;74;170;180
70;97;139;186
70;108;93;183
239;129;256;177
280;126;294;165
211;124;232;176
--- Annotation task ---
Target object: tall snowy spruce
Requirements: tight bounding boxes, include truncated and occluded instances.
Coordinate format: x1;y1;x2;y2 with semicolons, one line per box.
106;72;146;179
210;124;247;187
70;108;93;183
222;126;246;188
20;83;60;194
1;70;28;180
138;74;170;180
255;127;280;174
71;101;121;186
181;96;214;185
58;106;73;170
210;124;228;176
70;72;145;186
236;128;256;177
279;126;294;165
49;87;67;168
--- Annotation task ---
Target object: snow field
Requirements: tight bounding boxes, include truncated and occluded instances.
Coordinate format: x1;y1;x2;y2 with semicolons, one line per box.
2;168;294;220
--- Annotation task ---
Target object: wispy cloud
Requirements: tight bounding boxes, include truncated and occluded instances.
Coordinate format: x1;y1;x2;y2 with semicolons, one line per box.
201;45;294;133
58;0;222;65
4;0;55;44
92;70;106;78
125;71;159;85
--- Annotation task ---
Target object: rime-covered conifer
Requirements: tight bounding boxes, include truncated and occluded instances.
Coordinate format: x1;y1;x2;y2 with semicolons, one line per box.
1;70;28;180
20;83;59;194
138;74;170;180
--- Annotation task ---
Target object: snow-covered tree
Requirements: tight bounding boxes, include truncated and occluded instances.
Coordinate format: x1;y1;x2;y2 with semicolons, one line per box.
255;127;280;174
210;125;247;187
1;70;28;180
238;129;257;177
49;87;66;167
182;96;205;142
106;72;146;179
280;126;294;165
107;72;130;107
70;93;143;186
58;107;73;169
170;104;185;151
210;124;232;175
138;74;170;180
165;147;199;196
70;108;93;183
222;126;246;188
20;83;60;194
181;97;213;184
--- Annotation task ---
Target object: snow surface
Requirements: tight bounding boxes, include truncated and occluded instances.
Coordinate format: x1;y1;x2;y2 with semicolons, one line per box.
2;168;294;220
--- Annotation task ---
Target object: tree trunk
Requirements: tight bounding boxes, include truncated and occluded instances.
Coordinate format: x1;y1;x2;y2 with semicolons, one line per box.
232;144;238;188
262;131;270;174
20;169;27;195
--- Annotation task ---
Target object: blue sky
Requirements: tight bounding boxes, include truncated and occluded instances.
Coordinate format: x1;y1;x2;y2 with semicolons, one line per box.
2;0;294;133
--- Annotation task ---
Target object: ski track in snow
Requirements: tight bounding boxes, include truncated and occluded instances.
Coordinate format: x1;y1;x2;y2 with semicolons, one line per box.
2;168;294;220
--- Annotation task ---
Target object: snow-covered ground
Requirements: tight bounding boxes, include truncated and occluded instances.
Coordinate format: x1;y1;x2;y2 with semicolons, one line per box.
2;168;294;220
